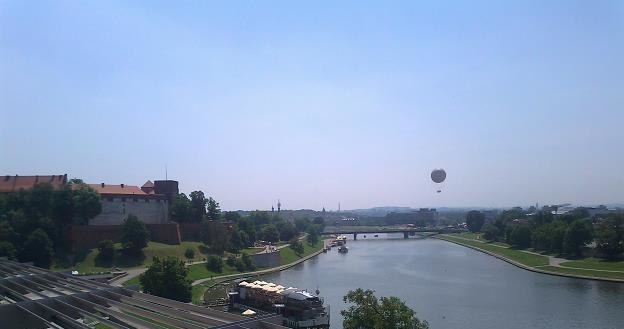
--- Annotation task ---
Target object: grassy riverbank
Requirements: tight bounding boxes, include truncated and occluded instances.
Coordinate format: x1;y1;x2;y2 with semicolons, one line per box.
438;234;548;267
124;240;325;290
437;234;624;282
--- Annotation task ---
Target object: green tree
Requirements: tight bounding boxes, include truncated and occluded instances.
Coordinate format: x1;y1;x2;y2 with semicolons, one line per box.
140;257;192;302
261;224;280;243
482;224;500;241
306;226;320;245
233;259;246;272
206;197;221;221
241;252;255;270
223;211;241;222
206;255;223;273
277;221;298;241
20;229;53;268
509;225;532;249
229;229;244;253
200;221;230;254
0;241;16;260
189;191;207;222
72;185;102;225
289;238;304;255
97;240;115;262
226;255;237;267
313;216;326;230
121;214;150;256
594;216;623;259
341;288;429;329
563;219;593;256
170;193;191;223
294;218;312;232
466;210;485;233
184;248;195;262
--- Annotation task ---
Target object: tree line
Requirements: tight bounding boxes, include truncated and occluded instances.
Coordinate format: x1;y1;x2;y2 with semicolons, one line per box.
466;208;624;259
169;191;324;254
0;181;102;268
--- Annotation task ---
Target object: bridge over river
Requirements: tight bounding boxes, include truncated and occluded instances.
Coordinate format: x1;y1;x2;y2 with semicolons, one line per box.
323;226;465;239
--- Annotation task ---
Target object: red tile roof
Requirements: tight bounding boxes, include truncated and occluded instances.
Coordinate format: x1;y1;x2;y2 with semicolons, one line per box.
0;174;68;193
142;180;154;188
88;183;148;195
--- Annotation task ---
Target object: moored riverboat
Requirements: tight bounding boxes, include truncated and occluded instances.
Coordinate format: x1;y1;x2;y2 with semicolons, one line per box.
229;280;330;328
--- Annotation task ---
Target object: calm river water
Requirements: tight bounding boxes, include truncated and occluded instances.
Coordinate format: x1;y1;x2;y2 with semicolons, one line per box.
261;234;624;329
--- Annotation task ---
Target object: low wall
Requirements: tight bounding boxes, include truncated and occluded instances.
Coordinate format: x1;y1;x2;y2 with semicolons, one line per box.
179;223;202;241
68;223;181;250
251;251;281;268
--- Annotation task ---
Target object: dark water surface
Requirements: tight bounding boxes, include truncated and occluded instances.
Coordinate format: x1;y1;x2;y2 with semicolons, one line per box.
261;235;624;329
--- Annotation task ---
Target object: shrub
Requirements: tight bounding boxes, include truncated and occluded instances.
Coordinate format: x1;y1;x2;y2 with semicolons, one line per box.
226;255;237;267
97;240;115;261
205;255;223;273
184;248;195;261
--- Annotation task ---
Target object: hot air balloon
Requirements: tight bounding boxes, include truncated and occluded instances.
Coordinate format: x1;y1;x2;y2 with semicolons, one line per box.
431;169;446;193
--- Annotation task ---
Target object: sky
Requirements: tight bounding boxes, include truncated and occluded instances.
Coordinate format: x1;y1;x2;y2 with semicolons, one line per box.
1;1;623;210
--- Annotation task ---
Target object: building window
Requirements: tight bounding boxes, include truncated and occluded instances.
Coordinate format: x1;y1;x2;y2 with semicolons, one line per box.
107;197;113;202
145;199;150;203
133;198;138;202
121;198;126;202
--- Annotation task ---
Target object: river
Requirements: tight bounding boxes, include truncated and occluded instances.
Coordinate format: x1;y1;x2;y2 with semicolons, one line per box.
261;234;624;329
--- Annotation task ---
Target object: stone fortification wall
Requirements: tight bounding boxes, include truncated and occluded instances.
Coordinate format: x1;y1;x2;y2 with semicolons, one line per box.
90;197;168;225
251;250;281;268
68;223;180;250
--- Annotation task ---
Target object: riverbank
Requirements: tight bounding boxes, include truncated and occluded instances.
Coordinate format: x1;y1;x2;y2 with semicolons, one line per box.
436;234;624;283
189;239;329;303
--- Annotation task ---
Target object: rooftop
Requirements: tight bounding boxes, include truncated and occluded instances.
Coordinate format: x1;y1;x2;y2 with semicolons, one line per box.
88;183;148;195
0;174;67;193
0;259;287;329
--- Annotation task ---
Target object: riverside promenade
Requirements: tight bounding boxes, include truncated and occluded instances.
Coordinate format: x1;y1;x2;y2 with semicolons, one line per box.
436;234;624;283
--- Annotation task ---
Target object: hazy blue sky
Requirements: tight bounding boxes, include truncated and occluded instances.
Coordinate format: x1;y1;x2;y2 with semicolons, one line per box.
1;1;623;210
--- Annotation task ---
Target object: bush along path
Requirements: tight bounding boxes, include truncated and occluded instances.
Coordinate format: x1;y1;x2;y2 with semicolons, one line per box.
113;238;328;288
437;234;624;282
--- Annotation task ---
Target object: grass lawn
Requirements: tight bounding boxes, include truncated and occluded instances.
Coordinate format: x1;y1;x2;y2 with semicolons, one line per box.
55;241;207;273
438;235;549;267
279;240;324;265
560;258;624;272
122;275;141;287
191;284;208;305
457;232;482;240
541;266;624;280
186;263;240;281
239;247;263;255
94;323;113;329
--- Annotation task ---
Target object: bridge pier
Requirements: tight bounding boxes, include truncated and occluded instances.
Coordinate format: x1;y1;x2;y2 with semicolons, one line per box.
353;233;358;240
403;232;409;239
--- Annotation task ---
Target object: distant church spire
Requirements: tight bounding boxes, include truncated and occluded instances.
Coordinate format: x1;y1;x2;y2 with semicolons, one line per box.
277;199;281;212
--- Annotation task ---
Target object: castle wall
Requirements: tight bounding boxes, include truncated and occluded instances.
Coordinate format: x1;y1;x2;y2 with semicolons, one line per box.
90;197;168;225
67;223;181;250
